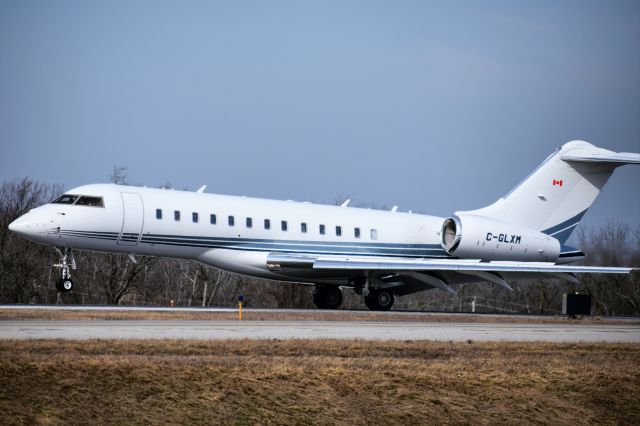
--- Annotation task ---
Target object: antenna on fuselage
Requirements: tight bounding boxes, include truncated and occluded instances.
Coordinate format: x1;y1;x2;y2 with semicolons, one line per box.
196;185;207;194
340;199;351;207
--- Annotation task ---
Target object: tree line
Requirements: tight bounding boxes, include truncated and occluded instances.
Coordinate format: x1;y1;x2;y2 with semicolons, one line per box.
1;177;638;315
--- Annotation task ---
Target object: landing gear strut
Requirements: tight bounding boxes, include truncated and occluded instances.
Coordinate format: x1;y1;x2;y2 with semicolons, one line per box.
54;248;75;293
354;273;395;311
312;286;343;309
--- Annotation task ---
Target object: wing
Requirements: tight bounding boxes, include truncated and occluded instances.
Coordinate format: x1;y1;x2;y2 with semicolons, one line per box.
267;253;636;295
267;252;635;274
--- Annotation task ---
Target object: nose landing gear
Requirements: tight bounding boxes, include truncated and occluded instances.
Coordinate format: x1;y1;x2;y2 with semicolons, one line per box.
54;248;76;293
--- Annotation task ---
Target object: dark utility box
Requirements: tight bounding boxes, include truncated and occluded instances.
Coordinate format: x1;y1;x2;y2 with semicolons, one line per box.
563;293;592;316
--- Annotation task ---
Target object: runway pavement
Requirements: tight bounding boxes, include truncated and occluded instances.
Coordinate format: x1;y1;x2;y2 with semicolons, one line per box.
1;320;639;342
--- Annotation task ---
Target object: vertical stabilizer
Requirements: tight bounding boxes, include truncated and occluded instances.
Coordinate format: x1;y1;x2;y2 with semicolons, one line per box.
464;140;640;243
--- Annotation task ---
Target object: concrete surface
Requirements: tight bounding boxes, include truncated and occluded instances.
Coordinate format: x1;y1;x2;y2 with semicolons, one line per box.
1;320;639;342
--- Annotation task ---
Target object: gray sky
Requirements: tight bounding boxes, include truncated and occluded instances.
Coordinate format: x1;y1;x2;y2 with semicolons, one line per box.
1;0;639;233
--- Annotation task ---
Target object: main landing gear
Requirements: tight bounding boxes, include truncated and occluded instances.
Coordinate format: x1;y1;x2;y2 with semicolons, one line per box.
312;286;343;309
54;248;76;293
311;276;396;311
364;288;394;311
354;274;395;311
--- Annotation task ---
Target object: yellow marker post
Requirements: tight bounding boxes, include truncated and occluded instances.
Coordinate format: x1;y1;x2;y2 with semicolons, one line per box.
238;295;244;321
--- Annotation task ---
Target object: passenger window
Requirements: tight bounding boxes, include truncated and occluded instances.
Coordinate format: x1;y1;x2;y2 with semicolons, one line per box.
336;226;342;236
210;214;217;225
52;194;78;204
174;210;181;221
354;227;360;238
75;196;104;207
246;217;253;228
228;216;235;226
370;229;378;240
192;212;198;223
156;209;162;220
264;219;271;230
281;220;288;231
319;224;325;235
301;222;307;233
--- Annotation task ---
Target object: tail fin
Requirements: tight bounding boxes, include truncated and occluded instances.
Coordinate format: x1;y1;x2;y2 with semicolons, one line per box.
465;140;640;243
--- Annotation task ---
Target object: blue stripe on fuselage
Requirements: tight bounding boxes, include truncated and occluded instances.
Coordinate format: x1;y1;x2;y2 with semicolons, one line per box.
60;229;449;258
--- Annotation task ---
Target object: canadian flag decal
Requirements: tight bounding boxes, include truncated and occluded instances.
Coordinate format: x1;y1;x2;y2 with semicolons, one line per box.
552;179;563;187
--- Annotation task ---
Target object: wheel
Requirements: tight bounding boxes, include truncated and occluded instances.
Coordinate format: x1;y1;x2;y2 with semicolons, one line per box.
57;278;74;292
364;289;394;311
312;286;343;309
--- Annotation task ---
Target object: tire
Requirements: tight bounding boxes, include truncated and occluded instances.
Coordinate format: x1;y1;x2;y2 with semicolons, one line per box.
57;278;74;292
364;289;394;311
312;286;343;310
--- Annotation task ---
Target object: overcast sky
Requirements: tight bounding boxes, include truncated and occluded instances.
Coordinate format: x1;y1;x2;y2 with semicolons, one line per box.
1;1;638;234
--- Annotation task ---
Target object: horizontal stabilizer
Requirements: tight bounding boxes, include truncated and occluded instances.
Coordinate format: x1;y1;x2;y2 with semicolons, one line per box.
561;151;640;165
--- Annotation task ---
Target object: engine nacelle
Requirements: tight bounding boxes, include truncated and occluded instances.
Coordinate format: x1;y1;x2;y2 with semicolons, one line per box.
440;214;560;262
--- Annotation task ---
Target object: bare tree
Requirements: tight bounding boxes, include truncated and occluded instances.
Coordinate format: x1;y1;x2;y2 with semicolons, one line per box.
0;178;62;303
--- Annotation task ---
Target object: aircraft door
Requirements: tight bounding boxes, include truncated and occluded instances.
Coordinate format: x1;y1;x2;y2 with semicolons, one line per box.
118;192;144;246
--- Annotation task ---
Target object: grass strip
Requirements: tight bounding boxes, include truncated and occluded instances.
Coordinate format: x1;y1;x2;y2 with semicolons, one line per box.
1;339;638;425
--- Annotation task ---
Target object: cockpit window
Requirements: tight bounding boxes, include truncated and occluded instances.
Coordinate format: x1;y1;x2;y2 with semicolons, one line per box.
52;194;79;204
75;196;104;207
51;194;104;207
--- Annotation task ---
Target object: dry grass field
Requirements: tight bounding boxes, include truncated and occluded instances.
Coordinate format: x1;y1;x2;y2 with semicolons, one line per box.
2;307;638;324
1;339;639;425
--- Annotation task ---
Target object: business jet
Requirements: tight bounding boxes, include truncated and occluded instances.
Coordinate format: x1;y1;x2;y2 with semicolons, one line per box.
8;140;640;310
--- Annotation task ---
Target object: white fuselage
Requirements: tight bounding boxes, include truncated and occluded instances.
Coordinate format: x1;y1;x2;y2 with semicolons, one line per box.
11;184;448;284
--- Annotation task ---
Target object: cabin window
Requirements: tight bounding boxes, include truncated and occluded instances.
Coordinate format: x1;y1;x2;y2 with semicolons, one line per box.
354;227;360;238
281;220;288;231
174;210;180;221
192;212;198;223
264;219;271;230
52;194;78;204
370;229;378;240
319;224;325;235
75;196;104;207
301;222;307;233
156;209;162;220
210;214;217;225
228;215;235;226
246;217;253;228
336;226;342;237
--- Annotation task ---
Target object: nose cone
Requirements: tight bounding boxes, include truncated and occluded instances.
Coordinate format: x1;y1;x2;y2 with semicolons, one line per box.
8;215;30;236
8;212;43;242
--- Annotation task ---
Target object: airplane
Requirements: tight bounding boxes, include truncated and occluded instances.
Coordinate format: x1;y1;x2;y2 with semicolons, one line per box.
8;140;640;310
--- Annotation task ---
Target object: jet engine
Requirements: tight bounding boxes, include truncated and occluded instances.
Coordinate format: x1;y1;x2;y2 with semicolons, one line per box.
440;214;560;262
